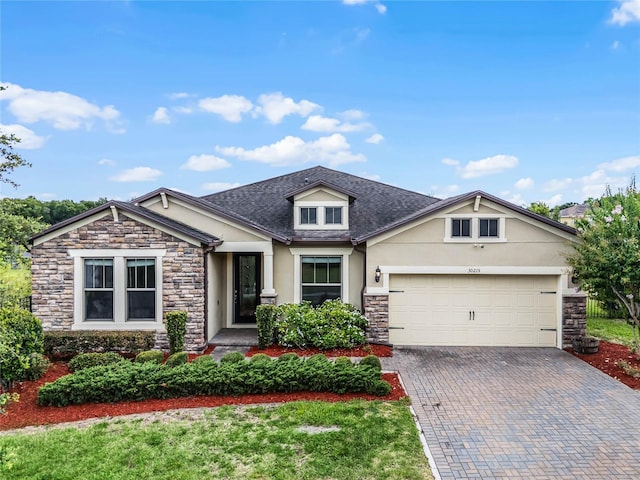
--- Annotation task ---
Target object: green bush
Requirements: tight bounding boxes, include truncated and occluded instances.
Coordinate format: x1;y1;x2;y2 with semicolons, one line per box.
135;350;164;364
277;352;301;363
274;300;368;349
334;356;352;366
23;353;50;380
0;308;45;389
37;352;391;407
220;351;246;364
192;355;215;364
68;352;125;372
359;355;382;371
249;353;272;364
44;331;155;359
165;311;188;354
165;351;188;367
256;304;278;349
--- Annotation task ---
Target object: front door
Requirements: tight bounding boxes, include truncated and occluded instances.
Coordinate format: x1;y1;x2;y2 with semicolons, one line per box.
233;253;261;324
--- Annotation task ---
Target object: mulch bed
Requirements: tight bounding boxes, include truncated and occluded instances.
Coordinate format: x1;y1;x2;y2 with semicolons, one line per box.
246;343;393;358
0;347;404;432
568;340;640;389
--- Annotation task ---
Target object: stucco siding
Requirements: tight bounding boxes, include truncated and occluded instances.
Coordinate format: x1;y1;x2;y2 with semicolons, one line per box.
296;189;347;202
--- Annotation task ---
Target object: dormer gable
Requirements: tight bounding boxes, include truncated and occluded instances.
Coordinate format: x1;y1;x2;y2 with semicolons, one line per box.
286;183;353;231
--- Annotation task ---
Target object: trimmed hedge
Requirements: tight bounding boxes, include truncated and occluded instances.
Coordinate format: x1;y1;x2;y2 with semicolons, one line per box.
256;304;278;349
165;311;187;355
44;331;155;359
37;355;391;406
135;350;164;364
165;351;188;367
68;352;125;372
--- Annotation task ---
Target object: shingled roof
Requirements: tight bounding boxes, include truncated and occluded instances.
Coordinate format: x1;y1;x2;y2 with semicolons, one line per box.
199;165;442;243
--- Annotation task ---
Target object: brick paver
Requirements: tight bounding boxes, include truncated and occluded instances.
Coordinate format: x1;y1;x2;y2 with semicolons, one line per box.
384;347;640;479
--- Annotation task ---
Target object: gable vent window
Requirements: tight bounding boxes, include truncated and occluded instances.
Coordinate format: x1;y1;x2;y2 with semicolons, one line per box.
300;207;317;225
325;207;342;225
452;218;471;237
479;218;499;237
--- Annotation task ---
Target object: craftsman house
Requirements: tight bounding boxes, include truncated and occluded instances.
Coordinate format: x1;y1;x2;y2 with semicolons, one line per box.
30;166;585;351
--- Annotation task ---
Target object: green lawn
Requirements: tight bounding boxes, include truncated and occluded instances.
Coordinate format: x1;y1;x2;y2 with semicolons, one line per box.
0;400;433;480
587;316;637;347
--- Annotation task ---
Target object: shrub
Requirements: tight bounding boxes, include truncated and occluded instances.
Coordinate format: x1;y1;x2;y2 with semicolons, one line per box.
68;352;125;372
135;350;164;364
256;304;278;349
274;300;368;349
165;351;188;367
192;355;215;364
359;355;382;371
0;392;19;415
0;308;45;389
220;351;246;364
165;311;188;355
334;356;353;366
23;353;50;380
37;351;391;407
249;353;272;364
277;352;301;363
44;331;155;359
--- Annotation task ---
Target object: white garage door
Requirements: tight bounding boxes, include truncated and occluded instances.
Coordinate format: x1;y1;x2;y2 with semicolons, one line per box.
388;274;558;347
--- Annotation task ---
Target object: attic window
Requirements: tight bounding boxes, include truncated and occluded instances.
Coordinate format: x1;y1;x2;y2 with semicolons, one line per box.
452;218;471;237
325;207;342;225
300;207;317;225
479;218;499;237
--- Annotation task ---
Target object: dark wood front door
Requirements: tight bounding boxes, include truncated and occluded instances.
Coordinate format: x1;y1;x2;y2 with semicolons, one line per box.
233;253;261;324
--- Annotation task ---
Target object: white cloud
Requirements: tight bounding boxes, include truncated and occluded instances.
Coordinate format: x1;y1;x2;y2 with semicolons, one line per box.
342;0;387;14
340;109;366;120
441;158;460;166
201;182;242;192
375;3;387;14
98;158;116;166
610;0;640;26
430;184;460;198
546;194;564;207
365;133;384;144
198;95;253;123
254;92;320;124
167;92;191;100
35;192;57;200
611;40;621;50
543;177;574;192
0;82;124;132
455;154;519;179
597;155;640;172
216;133;365;167
173;106;193;114
301;114;370;133
504;193;525;206
0;123;47;149
181;154;230;172
110;167;163;182
151;107;171;124
514;177;534;190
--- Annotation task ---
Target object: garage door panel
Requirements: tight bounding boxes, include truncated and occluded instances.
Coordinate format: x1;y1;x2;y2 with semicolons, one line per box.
389;274;558;347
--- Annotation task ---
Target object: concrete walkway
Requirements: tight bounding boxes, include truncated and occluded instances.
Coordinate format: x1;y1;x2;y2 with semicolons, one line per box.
384;347;640;479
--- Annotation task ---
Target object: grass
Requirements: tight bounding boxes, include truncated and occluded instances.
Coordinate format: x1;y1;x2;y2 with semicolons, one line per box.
587;316;637;347
0;400;433;480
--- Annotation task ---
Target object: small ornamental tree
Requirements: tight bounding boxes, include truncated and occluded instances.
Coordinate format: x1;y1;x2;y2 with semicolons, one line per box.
567;179;640;352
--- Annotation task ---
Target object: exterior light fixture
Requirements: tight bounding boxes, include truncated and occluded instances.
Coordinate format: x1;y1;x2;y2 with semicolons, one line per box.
375;266;381;283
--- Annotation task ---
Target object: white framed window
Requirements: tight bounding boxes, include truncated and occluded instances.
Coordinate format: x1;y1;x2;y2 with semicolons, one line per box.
301;256;342;305
289;247;353;303
324;207;343;225
70;249;165;330
444;215;506;243
300;207;317;225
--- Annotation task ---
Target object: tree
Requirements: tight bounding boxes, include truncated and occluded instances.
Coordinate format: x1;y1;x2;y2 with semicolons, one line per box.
567;179;640;351
0;86;31;188
527;201;552;218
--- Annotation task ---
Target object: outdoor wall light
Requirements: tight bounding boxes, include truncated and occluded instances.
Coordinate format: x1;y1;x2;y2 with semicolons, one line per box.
375;266;381;283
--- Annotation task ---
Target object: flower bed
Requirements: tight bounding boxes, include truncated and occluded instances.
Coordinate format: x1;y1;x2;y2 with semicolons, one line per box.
246;343;392;358
569;340;640;389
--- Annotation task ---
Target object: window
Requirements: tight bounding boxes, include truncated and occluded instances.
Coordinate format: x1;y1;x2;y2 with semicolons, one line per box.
452;218;471;237
301;256;341;306
126;259;156;321
479;218;499;237
300;207;317;225
84;259;114;321
325;207;342;225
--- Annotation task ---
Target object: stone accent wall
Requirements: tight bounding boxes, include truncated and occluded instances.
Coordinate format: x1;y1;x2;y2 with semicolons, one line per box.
363;294;389;344
562;294;587;348
31;213;206;352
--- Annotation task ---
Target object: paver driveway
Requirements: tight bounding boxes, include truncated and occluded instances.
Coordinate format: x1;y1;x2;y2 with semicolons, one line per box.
385;347;640;479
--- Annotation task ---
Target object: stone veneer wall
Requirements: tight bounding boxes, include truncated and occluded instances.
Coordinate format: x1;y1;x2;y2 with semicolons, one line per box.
31;213;206;352
363;294;389;344
562;294;587;348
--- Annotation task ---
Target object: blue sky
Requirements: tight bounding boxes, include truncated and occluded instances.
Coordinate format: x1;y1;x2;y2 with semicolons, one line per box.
1;0;639;207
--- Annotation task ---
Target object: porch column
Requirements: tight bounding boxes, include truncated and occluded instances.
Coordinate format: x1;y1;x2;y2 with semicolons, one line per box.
262;252;275;295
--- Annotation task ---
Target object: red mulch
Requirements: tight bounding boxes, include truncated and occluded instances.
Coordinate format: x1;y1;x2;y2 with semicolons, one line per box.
568;340;640;389
246;344;393;357
0;351;404;431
